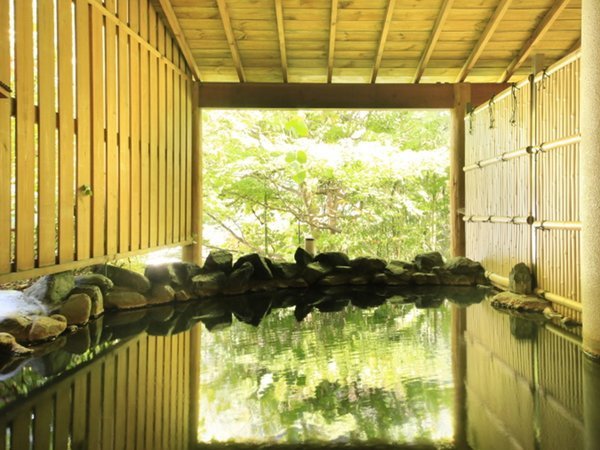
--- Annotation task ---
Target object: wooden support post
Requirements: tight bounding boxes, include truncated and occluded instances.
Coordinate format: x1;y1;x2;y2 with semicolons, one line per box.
451;306;467;448
183;82;202;265
581;0;600;357
584;357;600;448
451;83;470;257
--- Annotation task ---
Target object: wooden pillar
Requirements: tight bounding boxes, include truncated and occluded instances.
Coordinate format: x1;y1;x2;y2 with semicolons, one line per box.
581;0;600;357
183;82;203;265
584;357;600;449
451;83;470;257
451;305;467;449
189;324;201;444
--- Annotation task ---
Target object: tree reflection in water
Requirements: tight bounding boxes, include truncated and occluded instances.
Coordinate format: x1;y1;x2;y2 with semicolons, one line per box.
199;298;454;446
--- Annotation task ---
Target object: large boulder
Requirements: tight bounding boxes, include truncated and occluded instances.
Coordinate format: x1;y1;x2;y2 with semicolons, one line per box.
147;284;176;305
302;262;332;285
95;265;151;294
349;257;387;274
509;263;532;295
70;285;104;317
75;273;114;294
233;254;273;281
491;291;548;312
144;264;177;285
28;315;68;342
223;262;254;296
25;271;75;307
385;261;413;285
58;294;92;326
0;315;32;342
414;252;444;272
294;247;314;267
104;290;148;310
203;250;233;274
191;272;226;297
0;332;33;355
170;262;201;286
412;272;440;285
314;252;351;268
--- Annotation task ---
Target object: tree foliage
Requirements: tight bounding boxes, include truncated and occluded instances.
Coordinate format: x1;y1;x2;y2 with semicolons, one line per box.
203;110;450;261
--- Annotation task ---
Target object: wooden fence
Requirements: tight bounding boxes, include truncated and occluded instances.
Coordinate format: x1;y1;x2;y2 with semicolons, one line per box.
0;0;195;283
464;51;582;322
0;327;198;450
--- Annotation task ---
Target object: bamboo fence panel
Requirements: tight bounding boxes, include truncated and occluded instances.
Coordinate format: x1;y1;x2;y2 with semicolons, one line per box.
465;51;582;321
0;0;195;283
0;331;193;450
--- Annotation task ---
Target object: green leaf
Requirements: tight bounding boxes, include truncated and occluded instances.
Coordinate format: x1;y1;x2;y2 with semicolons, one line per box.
285;152;296;164
285;117;309;137
296;150;307;164
292;170;306;184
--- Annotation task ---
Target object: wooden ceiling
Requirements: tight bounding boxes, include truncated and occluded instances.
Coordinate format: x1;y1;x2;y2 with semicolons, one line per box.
158;0;581;84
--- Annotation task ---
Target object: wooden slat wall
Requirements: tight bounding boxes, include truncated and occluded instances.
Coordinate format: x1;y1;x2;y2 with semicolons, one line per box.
0;0;195;283
465;51;581;321
0;331;192;450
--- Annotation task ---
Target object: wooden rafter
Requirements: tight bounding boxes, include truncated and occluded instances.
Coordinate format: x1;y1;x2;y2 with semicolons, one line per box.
156;0;202;80
457;0;512;82
274;0;288;83
568;37;581;53
216;0;246;82
327;0;339;83
413;0;454;84
500;0;570;82
371;0;396;84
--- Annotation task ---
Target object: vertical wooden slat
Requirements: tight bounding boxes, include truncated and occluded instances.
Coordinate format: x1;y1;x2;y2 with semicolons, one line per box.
12;411;32;450
87;369;102;450
75;0;92;261
149;7;159;248
162;336;171;450
72;375;88;446
54;386;72;450
118;18;131;253
0;0;11;273
155;337;164;448
15;0;36;270
170;334;178;449
101;358;115;450
57;0;75;264
139;0;150;250
136;335;148;449
33;396;53;450
180;76;187;241
91;7;106;258
166;38;174;245
173;68;181;243
37;0;56;267
125;342;138;450
105;0;119;255
114;349;127;450
130;35;141;251
186;79;193;242
145;336;157;450
157;24;166;246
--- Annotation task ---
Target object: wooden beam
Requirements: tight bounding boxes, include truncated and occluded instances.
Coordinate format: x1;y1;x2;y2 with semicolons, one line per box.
371;0;396;84
157;0;202;80
327;0;339;83
198;82;508;109
216;0;246;82
458;0;512;82
274;0;288;83
569;37;581;54
500;0;570;82
413;0;454;83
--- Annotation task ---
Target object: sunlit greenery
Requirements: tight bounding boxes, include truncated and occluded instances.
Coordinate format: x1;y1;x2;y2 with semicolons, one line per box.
203;110;450;261
199;300;454;445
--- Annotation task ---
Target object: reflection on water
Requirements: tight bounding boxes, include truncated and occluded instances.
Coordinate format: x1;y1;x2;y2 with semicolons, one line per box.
200;301;453;446
0;285;596;450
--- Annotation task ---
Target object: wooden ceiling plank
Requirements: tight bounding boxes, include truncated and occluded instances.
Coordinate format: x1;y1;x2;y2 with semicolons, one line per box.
412;0;454;83
157;0;203;80
274;0;288;82
371;0;397;83
457;0;512;82
216;0;246;82
500;0;570;82
327;0;339;83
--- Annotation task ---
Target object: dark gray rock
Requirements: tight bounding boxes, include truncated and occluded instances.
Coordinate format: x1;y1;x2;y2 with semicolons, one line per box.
294;247;314;267
509;263;533;294
174;289;193;302
435;269;476;286
279;262;300;279
318;273;353;286
95;265;151;294
25;271;75;307
203;250;233;274
414;252;444;272
170;262;202;286
510;316;537;340
75;273;114;294
233;253;273;281
444;256;485;276
70;285;104;317
349;257;387;273
385;262;413;285
144;264;177;285
491;291;548;312
302;262;332;285
412;272;440;285
0;332;33;355
191;272;226;297
314;252;351;268
58;293;92;326
223;262;254;295
266;259;286;279
104;291;148;310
